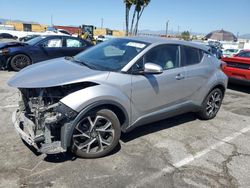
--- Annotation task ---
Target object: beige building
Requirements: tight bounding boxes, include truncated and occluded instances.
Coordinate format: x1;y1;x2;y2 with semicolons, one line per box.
94;28;125;37
5;21;47;32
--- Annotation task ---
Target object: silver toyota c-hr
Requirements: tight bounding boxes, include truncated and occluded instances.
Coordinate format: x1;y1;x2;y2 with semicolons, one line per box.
8;37;228;158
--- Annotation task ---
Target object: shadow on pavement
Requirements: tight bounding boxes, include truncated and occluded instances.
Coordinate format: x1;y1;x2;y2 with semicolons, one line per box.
43;142;121;163
121;112;197;142
44;152;77;163
228;83;250;94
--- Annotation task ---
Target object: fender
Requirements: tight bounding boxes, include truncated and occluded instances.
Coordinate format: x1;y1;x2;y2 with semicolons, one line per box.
191;70;227;107
59;84;131;149
60;84;130;113
60;100;129;149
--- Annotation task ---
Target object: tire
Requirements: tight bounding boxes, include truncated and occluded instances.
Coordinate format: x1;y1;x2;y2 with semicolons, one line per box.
198;88;223;120
10;54;31;71
72;109;121;158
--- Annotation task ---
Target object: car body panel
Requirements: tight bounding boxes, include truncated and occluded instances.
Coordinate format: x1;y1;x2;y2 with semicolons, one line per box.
222;56;250;82
8;57;109;88
131;67;186;121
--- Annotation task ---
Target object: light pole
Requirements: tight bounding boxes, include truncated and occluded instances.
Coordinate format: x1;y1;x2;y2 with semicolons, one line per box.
101;18;104;29
166;20;169;37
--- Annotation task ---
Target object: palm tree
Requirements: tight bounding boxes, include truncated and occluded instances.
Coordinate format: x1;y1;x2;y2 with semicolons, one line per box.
133;0;150;35
124;0;133;36
124;0;150;36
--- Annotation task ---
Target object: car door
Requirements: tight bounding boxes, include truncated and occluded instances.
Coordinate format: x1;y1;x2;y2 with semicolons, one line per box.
36;37;64;62
180;45;213;100
62;37;89;57
131;44;188;122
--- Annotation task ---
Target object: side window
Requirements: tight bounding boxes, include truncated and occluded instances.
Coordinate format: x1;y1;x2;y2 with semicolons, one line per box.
66;38;84;47
144;45;179;70
182;46;203;66
42;38;62;48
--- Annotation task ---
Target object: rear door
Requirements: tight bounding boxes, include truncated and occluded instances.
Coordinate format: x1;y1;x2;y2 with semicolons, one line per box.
62;37;89;57
180;45;213;99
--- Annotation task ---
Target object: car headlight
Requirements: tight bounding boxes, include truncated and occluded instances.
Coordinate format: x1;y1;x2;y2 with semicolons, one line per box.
0;48;9;55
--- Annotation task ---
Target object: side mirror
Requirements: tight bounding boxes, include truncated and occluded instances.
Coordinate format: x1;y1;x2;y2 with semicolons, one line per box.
144;63;163;74
39;43;46;48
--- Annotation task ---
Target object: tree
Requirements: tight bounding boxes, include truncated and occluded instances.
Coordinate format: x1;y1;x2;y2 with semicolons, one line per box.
124;0;134;36
124;0;151;36
133;0;150;35
181;31;190;40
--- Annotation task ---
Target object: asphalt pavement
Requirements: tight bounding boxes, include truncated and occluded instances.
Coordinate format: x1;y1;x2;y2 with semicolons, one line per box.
0;71;250;188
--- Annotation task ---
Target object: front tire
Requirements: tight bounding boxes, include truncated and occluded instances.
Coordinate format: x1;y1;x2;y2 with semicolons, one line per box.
198;88;223;120
10;54;31;71
72;109;121;158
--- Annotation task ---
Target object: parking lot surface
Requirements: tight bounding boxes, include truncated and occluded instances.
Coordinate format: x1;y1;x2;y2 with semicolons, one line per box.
0;70;250;188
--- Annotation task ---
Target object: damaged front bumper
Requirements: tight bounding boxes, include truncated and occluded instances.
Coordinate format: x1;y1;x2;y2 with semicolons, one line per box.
12;103;77;154
12;109;36;146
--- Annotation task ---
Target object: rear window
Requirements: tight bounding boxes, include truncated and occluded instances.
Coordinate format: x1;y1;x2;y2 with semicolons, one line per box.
182;46;204;66
237;51;250;58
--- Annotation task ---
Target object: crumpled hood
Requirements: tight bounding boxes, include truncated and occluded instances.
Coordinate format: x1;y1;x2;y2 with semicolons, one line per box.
8;57;109;88
0;42;27;49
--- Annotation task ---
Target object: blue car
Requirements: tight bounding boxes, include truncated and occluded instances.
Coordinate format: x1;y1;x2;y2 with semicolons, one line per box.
0;35;92;71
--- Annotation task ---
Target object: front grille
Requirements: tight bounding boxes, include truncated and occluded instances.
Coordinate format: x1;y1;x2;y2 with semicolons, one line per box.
226;61;250;70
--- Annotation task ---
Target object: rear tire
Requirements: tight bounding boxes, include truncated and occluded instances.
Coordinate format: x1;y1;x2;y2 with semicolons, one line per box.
10;54;31;71
198;88;223;120
71;109;121;158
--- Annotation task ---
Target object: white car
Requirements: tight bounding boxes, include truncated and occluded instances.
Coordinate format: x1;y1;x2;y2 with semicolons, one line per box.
222;49;242;58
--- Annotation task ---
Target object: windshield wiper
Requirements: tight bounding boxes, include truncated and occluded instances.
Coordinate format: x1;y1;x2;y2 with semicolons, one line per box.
65;56;94;69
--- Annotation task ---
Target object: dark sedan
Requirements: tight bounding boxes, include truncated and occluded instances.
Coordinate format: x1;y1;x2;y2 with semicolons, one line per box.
0;35;92;71
0;33;18;40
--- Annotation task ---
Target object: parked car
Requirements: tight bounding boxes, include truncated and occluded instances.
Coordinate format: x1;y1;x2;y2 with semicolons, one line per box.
8;37;227;158
19;34;40;42
0;33;18;40
222;50;250;84
0;35;92;71
207;45;222;59
222;49;242;58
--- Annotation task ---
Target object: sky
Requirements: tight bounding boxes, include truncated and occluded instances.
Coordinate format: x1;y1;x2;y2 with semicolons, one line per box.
0;0;250;35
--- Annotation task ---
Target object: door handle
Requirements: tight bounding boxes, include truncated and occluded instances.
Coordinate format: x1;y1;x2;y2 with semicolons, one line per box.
175;73;185;80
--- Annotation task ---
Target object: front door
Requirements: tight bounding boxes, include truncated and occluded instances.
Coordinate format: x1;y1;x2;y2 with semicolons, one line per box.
131;44;188;123
37;37;64;62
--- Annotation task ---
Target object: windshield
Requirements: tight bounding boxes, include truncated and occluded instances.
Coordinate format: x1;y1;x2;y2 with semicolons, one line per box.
26;36;46;46
74;38;149;71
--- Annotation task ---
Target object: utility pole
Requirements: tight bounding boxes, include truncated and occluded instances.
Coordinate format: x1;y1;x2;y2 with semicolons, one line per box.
166;20;169;37
51;14;53;26
101;18;103;28
177;25;180;36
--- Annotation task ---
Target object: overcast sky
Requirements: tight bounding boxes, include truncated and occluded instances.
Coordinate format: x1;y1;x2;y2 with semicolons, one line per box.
1;0;249;35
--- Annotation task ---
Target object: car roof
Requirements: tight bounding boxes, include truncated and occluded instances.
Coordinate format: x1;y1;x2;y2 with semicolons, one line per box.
123;36;208;51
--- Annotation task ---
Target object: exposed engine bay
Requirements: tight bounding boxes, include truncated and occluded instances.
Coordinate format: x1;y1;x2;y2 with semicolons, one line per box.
15;82;97;154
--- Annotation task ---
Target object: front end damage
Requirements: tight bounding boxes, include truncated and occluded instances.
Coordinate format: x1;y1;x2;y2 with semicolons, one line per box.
12;83;95;154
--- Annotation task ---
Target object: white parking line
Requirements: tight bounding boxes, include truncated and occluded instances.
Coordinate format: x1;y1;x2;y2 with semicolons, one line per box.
0;104;18;109
127;125;250;188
